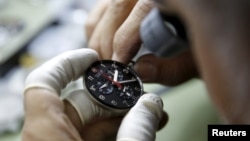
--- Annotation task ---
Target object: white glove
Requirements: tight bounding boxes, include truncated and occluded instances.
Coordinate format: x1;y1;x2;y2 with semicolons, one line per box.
24;48;165;141
117;93;164;141
24;48;98;95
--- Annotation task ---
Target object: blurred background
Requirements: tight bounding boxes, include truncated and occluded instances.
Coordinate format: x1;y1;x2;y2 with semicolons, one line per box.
0;0;97;140
0;0;221;141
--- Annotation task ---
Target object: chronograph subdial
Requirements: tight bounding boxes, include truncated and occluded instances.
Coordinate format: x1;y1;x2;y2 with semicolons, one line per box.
98;81;114;94
118;86;134;100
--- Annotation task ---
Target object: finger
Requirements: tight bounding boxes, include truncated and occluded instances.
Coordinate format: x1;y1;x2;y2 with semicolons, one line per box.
64;98;123;141
112;0;154;63
85;0;110;40
63;89;126;128
152;0;181;14
117;93;166;141
64;99;83;135
24;48;98;95
88;0;137;59
134;50;198;86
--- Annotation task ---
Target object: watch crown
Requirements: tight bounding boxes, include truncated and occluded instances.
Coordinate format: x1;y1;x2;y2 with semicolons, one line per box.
128;61;135;67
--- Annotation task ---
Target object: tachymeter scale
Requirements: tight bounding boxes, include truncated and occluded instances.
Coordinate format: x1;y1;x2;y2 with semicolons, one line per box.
85;60;143;109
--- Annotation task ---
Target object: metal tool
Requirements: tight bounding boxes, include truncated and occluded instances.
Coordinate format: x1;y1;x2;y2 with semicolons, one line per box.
140;8;188;58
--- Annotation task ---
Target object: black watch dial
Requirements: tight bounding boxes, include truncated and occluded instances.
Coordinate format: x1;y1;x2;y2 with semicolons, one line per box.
84;60;144;109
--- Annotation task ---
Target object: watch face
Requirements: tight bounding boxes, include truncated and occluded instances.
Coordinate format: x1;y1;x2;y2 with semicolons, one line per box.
85;60;144;109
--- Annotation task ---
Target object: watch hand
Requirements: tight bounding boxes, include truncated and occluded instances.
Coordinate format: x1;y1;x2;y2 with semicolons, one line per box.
99;82;108;89
102;72;122;88
123;86;127;92
114;69;118;82
94;68;122;88
126;92;131;97
119;79;137;84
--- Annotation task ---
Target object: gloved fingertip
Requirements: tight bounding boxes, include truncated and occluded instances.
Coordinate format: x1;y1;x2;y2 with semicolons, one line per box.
117;138;139;141
81;48;99;59
137;93;164;119
117;93;164;141
139;93;163;107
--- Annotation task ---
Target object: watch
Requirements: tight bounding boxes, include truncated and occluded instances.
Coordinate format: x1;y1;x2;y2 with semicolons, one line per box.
84;60;144;110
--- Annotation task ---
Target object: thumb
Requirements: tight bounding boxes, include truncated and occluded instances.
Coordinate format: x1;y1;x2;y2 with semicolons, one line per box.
117;93;166;141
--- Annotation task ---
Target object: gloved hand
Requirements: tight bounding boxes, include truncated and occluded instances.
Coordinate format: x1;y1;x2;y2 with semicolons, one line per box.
22;48;167;141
